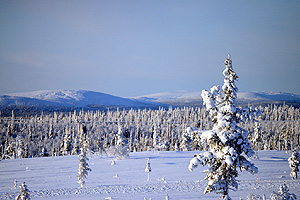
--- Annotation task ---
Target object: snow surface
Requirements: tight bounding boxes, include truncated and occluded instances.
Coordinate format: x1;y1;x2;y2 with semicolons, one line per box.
0;151;299;200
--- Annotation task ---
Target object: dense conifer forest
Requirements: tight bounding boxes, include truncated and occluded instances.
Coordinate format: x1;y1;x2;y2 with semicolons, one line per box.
1;104;300;159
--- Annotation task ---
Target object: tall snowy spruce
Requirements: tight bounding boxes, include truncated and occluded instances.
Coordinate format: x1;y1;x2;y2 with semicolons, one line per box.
77;147;91;187
189;55;261;200
288;150;299;179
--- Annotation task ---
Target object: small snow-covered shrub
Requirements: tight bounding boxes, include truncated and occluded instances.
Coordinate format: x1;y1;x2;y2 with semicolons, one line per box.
106;145;129;160
15;182;30;200
247;193;264;200
270;184;297;200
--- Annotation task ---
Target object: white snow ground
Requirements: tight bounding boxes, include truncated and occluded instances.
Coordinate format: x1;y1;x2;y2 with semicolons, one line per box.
0;151;299;200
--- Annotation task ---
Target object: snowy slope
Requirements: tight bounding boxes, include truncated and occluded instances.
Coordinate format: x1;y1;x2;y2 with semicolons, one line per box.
0;95;58;107
0;151;299;200
0;90;159;108
238;92;300;102
133;91;203;102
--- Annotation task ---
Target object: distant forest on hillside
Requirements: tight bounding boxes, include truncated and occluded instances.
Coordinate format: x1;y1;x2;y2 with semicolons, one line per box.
1;99;300;118
1;104;300;159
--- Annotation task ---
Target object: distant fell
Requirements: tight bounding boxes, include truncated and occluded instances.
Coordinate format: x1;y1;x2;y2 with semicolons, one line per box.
5;90;146;107
0;90;163;116
132;91;300;107
1;90;300;116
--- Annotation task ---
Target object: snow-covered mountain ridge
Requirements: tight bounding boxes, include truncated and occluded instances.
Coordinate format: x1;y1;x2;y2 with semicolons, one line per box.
132;91;300;104
132;91;203;102
1;90;299;110
0;90;158;108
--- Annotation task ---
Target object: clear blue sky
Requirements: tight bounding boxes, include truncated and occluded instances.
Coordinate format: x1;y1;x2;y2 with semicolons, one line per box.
1;0;300;97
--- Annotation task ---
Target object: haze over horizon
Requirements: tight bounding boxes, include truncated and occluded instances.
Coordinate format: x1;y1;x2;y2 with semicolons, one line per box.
1;1;300;97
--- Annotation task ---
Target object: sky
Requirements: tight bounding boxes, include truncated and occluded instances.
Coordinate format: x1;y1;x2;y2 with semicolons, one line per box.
0;0;300;97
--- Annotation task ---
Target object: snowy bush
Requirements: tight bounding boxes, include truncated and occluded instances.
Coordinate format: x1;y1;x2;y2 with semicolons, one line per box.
270;184;297;200
106;145;129;160
247;193;265;200
15;182;30;200
189;55;260;200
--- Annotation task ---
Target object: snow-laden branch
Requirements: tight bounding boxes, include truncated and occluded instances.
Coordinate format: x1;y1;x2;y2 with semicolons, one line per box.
189;152;214;171
238;156;258;174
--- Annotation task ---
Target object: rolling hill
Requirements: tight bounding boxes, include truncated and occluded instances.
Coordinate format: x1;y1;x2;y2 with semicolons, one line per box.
0;90;163;116
1;90;300;115
3;90;150;107
132;91;300;107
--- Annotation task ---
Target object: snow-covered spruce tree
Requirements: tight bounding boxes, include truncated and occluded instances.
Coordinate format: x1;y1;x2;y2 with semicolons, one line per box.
189;55;261;200
48;121;54;139
116;125;126;147
77;147;91;187
188;127;202;151
3;140;16;159
107;125;129;159
153;125;161;151
288;150;299;179
14;179;17;189
79;125;91;155
165;194;170;200
251;122;263;151
40;147;49;157
180;127;193;151
62;130;73;156
153;125;171;151
15;182;30;200
16;137;24;159
71;138;80;155
145;158;152;181
96;137;104;156
116;125;129;159
24;143;28;158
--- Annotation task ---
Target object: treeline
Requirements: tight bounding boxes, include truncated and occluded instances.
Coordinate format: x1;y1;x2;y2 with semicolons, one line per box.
0;104;163;117
1;104;300;159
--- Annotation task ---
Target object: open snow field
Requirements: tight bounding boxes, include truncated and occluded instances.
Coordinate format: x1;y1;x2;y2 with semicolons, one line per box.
0;151;299;200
